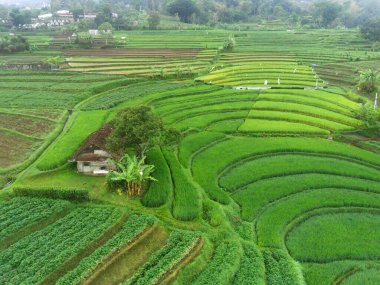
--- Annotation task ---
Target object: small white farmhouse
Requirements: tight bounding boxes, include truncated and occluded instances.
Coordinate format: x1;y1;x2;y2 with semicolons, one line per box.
71;124;116;176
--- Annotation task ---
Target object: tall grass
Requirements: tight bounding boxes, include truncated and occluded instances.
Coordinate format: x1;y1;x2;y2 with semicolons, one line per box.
286;211;380;261
232;242;265;285
193;240;243;285
263;248;305;285
255;189;380;249
163;149;201;221
142;148;172;207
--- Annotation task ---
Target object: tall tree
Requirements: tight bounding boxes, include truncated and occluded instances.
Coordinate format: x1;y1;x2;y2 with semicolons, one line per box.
168;0;198;23
313;1;342;27
9;8;32;27
107;105;180;157
361;18;380;41
148;11;160;29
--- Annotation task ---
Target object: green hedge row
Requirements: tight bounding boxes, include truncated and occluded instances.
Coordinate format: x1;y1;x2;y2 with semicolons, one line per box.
163;150;201;221
13;187;90;202
142;148;172;208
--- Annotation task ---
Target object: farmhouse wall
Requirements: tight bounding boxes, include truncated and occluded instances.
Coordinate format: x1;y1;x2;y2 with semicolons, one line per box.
77;161;115;174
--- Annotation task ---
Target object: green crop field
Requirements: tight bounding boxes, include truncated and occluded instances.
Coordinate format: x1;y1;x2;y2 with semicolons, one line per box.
1;25;380;285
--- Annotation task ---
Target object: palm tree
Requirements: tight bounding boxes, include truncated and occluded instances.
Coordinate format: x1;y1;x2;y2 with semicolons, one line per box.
106;154;156;196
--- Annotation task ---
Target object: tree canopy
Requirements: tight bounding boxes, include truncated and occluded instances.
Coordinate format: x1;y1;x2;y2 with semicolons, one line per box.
0;35;29;53
313;1;342;28
107;105;181;157
148;11;161;29
9;8;31;27
168;0;199;23
361;18;380;41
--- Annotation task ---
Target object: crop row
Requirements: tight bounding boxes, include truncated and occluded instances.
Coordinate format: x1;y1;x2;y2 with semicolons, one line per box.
190;136;380;206
193;240;242;285
57;214;156;285
286;209;380;262
219;153;380;191
123;231;200;285
82;81;190;110
0;207;122;285
232;242;265;285
238;119;329;135
263;248;305;285
246;111;352;132
0;197;70;242
176;111;247;132
254;189;380;249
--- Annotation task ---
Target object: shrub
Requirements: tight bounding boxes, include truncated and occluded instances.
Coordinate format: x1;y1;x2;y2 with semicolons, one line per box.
0;35;29;53
223;36;236;51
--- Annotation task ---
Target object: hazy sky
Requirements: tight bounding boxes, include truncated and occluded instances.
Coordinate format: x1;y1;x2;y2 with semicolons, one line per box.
0;0;46;6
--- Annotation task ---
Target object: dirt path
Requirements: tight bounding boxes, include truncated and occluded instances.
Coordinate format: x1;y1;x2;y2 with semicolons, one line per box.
84;225;168;285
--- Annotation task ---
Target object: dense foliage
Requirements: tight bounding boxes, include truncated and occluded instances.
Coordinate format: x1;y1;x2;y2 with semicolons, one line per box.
107;105;180;156
360;18;380;41
0;35;29;53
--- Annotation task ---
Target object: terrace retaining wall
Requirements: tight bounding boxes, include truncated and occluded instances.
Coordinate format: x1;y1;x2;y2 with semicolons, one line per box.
1;63;52;71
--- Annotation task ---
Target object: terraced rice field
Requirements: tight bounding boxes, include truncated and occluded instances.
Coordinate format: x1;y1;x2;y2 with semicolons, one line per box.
64;48;217;76
0;71;133;174
0;197;201;285
146;84;362;135
197;52;324;88
3;28;380;285
0;71;125;108
113;30;226;49
233;30;380;63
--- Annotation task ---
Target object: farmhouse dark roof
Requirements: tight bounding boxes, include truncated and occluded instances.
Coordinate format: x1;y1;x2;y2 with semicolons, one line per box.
76;153;110;162
71;124;113;161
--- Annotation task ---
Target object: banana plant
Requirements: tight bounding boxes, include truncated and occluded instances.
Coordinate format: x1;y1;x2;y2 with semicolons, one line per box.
106;153;156;196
